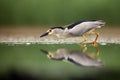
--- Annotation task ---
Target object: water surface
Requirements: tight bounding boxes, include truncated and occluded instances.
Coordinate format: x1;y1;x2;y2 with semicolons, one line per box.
0;43;120;79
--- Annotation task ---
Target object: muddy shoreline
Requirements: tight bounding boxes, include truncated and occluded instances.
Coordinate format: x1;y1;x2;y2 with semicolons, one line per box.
0;27;120;44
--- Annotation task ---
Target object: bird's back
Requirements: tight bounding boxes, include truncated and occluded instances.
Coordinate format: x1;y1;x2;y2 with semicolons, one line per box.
68;20;105;36
67;51;104;67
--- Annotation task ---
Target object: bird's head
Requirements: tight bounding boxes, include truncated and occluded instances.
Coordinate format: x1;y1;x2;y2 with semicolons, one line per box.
40;26;64;37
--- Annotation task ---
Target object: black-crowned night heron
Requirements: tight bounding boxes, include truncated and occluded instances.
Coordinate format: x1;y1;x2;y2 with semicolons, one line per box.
40;20;105;47
40;48;104;67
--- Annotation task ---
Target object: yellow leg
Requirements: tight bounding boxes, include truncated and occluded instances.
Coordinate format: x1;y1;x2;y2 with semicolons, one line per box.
79;35;88;52
95;47;99;55
90;32;99;47
89;31;100;55
82;44;87;53
87;46;99;59
80;35;88;45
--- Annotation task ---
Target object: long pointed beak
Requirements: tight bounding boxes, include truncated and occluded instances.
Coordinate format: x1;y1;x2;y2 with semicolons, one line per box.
40;49;49;55
40;32;49;37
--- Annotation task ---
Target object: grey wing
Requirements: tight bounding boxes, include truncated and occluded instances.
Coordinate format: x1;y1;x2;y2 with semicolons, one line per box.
67;57;83;66
68;20;105;36
67;20;88;29
67;51;104;67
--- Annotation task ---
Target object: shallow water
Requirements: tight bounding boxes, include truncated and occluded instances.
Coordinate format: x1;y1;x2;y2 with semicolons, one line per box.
0;43;120;79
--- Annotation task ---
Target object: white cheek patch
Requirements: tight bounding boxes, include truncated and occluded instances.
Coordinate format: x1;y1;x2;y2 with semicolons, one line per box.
47;52;54;58
49;30;54;35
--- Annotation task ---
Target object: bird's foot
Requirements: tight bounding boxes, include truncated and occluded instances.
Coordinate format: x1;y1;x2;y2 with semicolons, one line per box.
90;41;98;48
79;42;84;46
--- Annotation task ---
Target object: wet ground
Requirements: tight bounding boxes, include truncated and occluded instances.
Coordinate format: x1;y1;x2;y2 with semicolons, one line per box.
0;27;120;44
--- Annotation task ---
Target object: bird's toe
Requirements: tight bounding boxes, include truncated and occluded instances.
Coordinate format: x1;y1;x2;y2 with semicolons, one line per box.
90;41;98;47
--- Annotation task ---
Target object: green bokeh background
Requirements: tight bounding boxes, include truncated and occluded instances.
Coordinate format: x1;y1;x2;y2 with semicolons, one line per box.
0;0;120;26
0;0;120;79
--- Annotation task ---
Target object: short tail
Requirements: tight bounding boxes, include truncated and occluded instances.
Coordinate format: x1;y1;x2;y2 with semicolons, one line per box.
95;20;105;28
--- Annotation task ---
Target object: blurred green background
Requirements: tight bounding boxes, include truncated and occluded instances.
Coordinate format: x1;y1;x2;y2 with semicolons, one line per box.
0;0;120;26
0;0;120;79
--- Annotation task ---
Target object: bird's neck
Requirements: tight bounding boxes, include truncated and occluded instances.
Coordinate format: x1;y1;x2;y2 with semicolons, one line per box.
55;28;69;38
64;28;69;33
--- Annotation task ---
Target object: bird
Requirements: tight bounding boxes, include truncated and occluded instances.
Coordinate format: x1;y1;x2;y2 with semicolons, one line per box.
40;48;104;67
40;20;105;47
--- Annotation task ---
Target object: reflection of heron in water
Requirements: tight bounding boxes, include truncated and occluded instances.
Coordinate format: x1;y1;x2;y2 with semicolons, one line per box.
40;48;104;67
